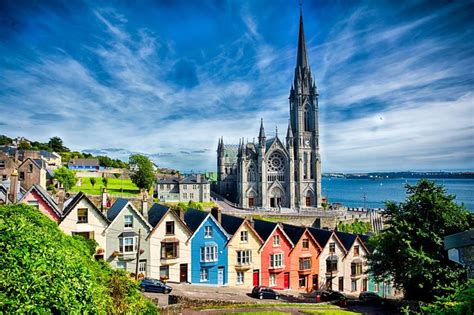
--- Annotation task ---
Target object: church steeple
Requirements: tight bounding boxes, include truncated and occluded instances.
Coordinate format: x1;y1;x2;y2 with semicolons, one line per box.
293;8;313;95
296;9;309;71
258;118;266;142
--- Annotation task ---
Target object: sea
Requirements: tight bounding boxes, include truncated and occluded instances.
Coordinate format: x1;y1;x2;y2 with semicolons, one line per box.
322;178;474;212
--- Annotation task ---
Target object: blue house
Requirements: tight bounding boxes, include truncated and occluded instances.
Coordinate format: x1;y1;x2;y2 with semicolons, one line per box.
68;158;102;171
184;208;230;286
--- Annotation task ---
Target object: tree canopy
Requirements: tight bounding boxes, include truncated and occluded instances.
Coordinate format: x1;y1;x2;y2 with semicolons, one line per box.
0;204;157;313
367;179;471;301
48;136;70;152
129;154;155;191
54;166;77;191
337;219;372;234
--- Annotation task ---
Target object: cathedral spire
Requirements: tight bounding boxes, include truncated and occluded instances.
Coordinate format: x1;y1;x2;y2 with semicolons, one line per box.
258;118;266;140
286;120;293;140
296;8;309;71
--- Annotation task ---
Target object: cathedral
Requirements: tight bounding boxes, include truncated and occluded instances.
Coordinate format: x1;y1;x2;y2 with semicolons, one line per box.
216;10;322;210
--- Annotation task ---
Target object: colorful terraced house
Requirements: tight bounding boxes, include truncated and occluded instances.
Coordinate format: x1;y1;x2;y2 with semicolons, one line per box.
19;184;62;223
220;214;263;288
184;208;230;286
253;220;294;289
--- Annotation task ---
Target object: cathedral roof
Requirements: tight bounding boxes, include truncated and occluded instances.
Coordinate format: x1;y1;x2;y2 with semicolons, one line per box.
223;144;239;163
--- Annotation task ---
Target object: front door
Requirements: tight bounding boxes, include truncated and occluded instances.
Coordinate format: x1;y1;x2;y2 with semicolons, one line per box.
312;274;319;290
180;264;188;283
218;267;224;285
249;197;254;207
253;269;260;286
306;196;311;206
284;272;290;289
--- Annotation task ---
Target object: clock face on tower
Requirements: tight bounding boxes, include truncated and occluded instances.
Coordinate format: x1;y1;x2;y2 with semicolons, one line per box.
304;139;310;147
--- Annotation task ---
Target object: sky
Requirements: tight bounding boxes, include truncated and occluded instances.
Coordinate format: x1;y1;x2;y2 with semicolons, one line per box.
0;0;473;173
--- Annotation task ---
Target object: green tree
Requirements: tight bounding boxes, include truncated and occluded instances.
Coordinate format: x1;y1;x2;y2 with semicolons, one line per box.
54;167;77;191
90;177;96;187
0;135;12;145
129;154;155;191
18;140;32;149
367;179;471;301
48;136;70;152
102;177;108;188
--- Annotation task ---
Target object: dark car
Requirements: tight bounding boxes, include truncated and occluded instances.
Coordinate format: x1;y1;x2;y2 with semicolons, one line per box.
139;278;172;294
359;291;381;303
251;286;280;300
320;290;346;301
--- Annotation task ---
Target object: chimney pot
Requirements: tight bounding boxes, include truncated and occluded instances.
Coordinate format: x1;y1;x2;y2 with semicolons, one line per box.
211;207;221;224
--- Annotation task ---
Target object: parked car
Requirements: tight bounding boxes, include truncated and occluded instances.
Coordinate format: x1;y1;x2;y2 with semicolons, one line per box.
139;278;172;294
251;286;280;300
320;290;346;301
359;291;381;303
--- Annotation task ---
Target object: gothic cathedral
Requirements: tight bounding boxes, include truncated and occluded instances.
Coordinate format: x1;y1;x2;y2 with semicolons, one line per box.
216;11;322;210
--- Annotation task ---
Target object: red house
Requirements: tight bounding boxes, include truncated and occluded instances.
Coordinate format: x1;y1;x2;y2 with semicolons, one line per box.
19;184;62;222
253;220;294;290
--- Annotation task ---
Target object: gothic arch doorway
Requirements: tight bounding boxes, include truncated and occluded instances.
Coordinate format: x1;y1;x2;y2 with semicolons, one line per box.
269;187;284;208
305;190;314;207
247;190;257;208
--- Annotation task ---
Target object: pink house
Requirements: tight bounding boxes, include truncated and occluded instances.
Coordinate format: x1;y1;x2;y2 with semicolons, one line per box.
19;184;62;222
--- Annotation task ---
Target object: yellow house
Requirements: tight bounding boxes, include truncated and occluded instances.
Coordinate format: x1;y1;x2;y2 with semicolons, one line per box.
220;213;263;288
147;204;192;283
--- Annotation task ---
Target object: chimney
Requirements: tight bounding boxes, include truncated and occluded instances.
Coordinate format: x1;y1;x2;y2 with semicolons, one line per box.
9;169;18;203
211;206;221;224
141;194;148;219
101;188;108;212
57;186;65;211
196;174;201;183
14;150;19;164
249;217;255;229
178;208;185;222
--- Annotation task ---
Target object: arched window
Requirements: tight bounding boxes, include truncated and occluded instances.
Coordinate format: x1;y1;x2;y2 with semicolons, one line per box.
247;164;256;182
304;106;311;131
267;152;285;182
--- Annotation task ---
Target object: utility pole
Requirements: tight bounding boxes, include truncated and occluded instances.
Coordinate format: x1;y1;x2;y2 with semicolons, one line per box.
135;229;141;280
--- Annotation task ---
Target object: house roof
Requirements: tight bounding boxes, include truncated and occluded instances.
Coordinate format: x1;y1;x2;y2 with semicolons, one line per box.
335;231;358;252
282;223;306;245
61;192;108;223
39;150;60;159
147;203;170;227
20;184;62;218
69;158;99;166
220;213;245;236
180;174;209;184
183;208;209;232
107;198;129;221
307;227;333;247
157;177;180;184
252;219;278;241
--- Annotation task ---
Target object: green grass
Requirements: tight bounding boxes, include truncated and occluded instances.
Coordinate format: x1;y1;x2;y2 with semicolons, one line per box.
196;303;340;310
71;177;141;196
163;201;217;209
301;310;362;315
218;312;289;315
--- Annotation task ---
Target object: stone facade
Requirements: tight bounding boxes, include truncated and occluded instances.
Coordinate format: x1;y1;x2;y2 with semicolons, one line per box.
155;174;210;203
18;158;47;190
217;12;321;210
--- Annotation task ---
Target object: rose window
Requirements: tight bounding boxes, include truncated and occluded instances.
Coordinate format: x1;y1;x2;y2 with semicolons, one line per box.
268;152;285;172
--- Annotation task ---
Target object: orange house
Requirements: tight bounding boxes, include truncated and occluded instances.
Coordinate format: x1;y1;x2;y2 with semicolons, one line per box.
283;224;322;292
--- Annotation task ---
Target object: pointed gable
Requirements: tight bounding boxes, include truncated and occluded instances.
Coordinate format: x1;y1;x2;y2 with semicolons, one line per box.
20;184;62;221
147;203;170;228
61;192;108;223
308;227;333;247
106;198;151;232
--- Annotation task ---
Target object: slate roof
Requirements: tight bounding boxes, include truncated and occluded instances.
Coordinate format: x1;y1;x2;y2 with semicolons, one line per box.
307;227;333;247
21;184;62;217
39;150;60;158
252;219;278;241
335;231;358;251
180;174;209;184
223;144;239;163
157;177;180;184
107;198;129;221
220;213;245;236
282;223;306;245
69;158;99;166
147;203;170;227
183;208;209;232
61;192;108;222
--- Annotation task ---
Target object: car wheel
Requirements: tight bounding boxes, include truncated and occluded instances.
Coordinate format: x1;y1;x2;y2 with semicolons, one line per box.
166;289;171;294
259;295;263;300
275;295;279;300
140;287;145;293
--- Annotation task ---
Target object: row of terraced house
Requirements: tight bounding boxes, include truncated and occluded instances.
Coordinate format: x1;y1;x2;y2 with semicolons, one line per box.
16;185;400;297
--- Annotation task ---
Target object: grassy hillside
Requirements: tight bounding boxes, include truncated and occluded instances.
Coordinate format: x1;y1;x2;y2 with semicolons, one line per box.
71;177;141;196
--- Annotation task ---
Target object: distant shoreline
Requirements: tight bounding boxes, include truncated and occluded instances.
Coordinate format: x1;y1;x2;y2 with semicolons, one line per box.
323;172;474;180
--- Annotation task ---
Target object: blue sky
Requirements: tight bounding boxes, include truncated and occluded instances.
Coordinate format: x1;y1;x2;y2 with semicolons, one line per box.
1;0;473;172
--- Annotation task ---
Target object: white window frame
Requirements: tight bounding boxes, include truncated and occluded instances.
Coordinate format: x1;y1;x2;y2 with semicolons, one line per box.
273;235;280;246
200;246;218;262
269;274;276;286
117;261;127;269
139;260;146;273
200;268;209;282
119;236;137;253
270;253;283;268
204;226;212;238
236;271;244;284
236;250;252;265
240;230;248;243
124;215;133;229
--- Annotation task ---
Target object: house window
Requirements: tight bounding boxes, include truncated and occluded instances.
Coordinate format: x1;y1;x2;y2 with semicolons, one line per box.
237;271;244;284
139;260;147;273
165;221;175;235
351;279;357;292
119;236;137;253
269;274;276;286
28;200;39;209
117;261;127;269
77;208;88;223
161;242;178;259
374;283;379;292
204;226;212;238
29;164;33;173
200;246;218;262
2;175;6;181
19;171;25;181
299;276;307;288
326;258;338;273
351;262;363;276
236;250;252;265
302;238;309;249
270;253;283;268
183;193;187;199
339;277;344;291
190;193;194;199
160;266;169;280
72;231;94;240
354;245;360;256
329;242;335;253
0;160;5;169
183;185;187;189
124;215;133;228
160;184;164;189
362;278;368;291
200;268;209;282
273;235;280;246
240;231;248;243
166;184;170;189
299;257;311;270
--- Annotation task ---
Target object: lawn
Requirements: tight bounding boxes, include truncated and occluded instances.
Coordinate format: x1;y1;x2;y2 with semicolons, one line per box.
218;312;289;315
301;310;362;315
71;177;141;197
